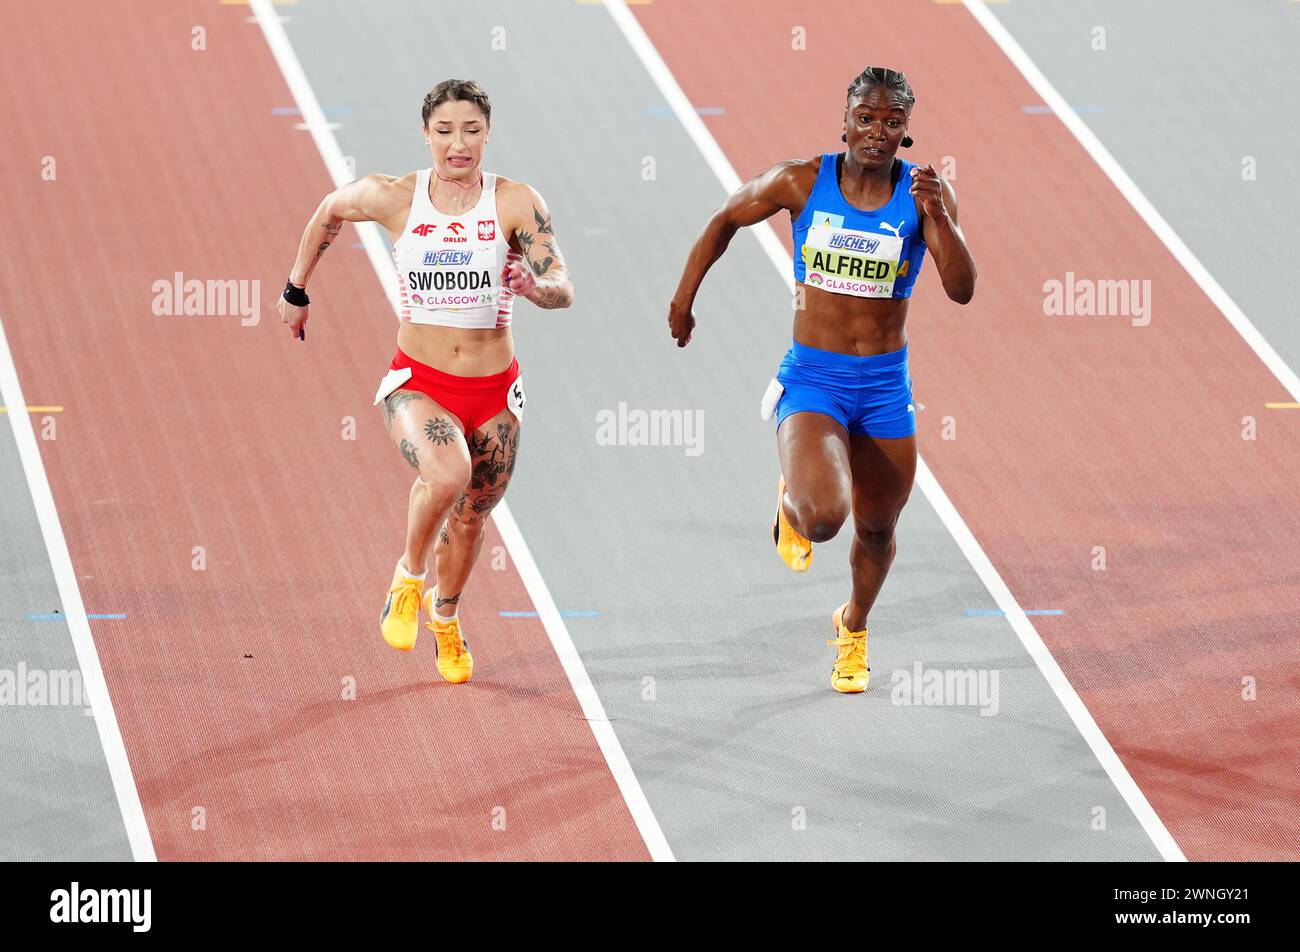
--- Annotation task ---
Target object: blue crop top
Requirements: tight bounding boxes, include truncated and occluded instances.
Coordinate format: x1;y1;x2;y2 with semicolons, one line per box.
792;153;927;299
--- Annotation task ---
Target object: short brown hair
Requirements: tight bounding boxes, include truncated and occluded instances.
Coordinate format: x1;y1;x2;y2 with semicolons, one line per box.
421;79;491;128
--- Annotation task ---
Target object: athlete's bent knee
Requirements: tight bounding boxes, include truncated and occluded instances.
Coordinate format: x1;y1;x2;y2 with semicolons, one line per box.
794;500;850;543
854;512;901;551
416;460;470;505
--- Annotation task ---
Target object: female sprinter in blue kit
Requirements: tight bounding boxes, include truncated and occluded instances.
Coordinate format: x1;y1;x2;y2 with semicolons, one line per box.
668;67;977;693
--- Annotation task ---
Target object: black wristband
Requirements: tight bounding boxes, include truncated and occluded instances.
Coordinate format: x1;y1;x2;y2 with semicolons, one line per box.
283;281;310;307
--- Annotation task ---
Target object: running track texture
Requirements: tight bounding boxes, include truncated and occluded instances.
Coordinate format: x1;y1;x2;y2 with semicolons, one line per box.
0;0;1295;861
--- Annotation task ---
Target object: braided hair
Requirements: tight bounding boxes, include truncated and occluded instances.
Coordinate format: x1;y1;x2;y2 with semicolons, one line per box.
843;67;915;148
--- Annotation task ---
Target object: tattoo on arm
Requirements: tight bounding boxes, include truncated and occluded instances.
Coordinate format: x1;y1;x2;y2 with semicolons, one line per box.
314;221;343;263
516;230;554;276
513;204;570;308
439;524;450;546
529;283;570;308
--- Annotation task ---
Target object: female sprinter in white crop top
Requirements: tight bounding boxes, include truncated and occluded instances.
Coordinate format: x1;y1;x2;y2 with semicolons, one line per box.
276;79;573;684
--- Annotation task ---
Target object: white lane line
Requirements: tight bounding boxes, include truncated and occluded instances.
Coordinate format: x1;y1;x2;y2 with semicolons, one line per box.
0;316;156;862
963;0;1300;404
601;0;1185;863
248;0;674;863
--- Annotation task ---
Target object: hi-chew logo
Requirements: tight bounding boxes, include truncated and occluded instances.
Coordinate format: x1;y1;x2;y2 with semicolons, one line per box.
423;250;473;266
828;234;880;254
50;883;151;932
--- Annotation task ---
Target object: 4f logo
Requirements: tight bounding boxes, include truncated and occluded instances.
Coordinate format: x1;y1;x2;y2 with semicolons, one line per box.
478;220;496;241
411;223;437;236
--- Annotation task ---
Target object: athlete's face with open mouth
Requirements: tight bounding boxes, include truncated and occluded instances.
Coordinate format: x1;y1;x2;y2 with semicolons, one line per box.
843;87;910;168
423;100;489;178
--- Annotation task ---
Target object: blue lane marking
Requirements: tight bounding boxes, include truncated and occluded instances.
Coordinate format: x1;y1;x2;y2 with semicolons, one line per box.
272;106;353;117
963;608;1064;617
498;610;602;618
27;612;127;621
644;105;725;117
1022;104;1103;114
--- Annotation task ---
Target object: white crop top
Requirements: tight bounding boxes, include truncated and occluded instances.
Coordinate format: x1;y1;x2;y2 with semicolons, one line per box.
392;168;519;329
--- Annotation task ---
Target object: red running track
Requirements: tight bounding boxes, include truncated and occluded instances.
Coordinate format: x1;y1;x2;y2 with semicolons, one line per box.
632;0;1300;860
0;0;648;860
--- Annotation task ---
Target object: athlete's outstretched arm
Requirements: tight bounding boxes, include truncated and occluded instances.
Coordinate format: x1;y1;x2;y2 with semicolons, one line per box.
668;161;806;347
912;165;976;305
277;174;403;338
504;184;573;310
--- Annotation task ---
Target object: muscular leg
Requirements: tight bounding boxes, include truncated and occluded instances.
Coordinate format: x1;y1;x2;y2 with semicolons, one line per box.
432;407;521;616
381;389;472;576
843;434;917;631
777;412;853;543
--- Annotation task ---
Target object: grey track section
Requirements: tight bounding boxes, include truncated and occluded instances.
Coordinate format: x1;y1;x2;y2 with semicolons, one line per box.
0;407;131;860
990;0;1300;376
285;0;1159;860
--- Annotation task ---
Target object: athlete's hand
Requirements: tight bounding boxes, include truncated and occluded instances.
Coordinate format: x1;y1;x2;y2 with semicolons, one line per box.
501;255;537;298
278;296;308;341
909;163;948;222
668;297;695;347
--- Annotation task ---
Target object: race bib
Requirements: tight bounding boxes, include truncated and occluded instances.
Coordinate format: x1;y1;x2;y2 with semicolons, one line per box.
506;375;526;421
405;245;499;311
373;366;413;405
802;223;904;299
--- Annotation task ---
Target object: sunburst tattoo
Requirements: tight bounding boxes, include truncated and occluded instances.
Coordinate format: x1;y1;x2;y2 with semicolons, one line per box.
424;417;458;446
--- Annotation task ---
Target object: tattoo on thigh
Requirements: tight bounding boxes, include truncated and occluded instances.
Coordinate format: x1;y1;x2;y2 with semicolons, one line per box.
469;420;518;491
385;390;423;423
470;492;500;516
399;439;419;470
424;417;458;446
504;422;521;479
452;494;467;517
